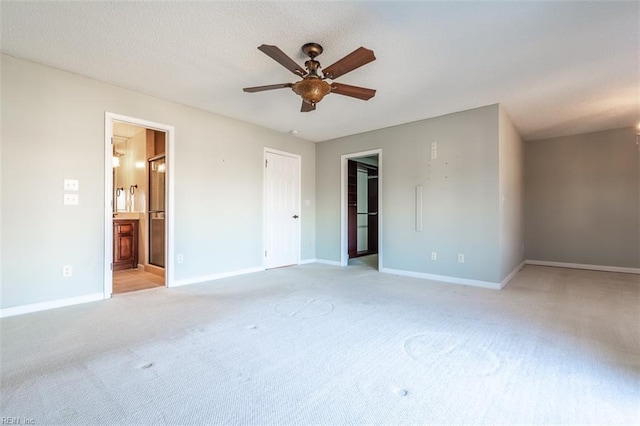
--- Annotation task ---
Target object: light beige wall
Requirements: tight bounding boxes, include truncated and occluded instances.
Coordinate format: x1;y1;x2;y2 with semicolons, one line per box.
524;127;639;268
316;104;502;283
498;106;525;281
1;54;316;308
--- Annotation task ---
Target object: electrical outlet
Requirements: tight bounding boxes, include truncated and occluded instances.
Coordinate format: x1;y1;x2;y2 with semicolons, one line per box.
62;265;73;277
430;252;437;261
177;254;184;264
457;254;465;263
430;150;437;159
431;142;437;150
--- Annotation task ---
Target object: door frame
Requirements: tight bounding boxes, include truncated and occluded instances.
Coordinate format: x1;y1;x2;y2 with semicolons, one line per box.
263;148;302;269
340;149;383;268
104;112;175;297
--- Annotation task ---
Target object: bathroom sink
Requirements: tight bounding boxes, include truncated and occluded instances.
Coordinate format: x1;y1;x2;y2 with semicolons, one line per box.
113;212;141;220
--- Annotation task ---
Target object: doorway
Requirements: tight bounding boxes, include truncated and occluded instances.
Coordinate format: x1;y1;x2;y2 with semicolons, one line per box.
264;149;301;269
104;113;175;297
341;149;382;269
348;159;378;259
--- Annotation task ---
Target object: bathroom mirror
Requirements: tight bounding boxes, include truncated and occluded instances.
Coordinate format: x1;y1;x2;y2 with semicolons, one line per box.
113;138;128;212
112;123;147;212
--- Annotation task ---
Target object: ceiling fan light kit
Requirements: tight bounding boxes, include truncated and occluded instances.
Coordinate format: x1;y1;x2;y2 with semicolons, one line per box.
292;78;332;104
243;42;376;112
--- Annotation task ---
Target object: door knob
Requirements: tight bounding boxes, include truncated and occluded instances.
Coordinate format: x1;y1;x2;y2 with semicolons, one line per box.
292;215;299;219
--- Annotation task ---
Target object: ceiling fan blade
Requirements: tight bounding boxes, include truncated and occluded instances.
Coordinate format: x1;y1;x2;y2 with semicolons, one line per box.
301;100;316;112
322;47;376;80
258;45;307;77
243;83;293;93
331;83;376;101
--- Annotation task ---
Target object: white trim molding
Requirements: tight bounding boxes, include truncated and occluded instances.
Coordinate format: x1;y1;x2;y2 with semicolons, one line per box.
525;260;640;275
171;266;264;287
314;259;342;266
0;293;104;318
501;261;526;289
299;259;317;265
380;267;502;290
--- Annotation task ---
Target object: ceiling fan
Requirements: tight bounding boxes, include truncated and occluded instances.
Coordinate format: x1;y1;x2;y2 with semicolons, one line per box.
243;43;376;112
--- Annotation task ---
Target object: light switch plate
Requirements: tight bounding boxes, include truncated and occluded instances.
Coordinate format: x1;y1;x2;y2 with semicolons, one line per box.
64;193;79;205
64;179;79;191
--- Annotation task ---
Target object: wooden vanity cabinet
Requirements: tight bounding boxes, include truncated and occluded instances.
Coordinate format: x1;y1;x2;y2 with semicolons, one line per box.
113;219;138;270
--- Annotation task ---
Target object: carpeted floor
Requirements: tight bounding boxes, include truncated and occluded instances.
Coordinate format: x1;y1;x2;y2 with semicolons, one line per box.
1;263;638;424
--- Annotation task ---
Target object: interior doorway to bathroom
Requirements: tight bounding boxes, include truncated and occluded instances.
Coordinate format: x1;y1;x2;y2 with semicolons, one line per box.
104;113;175;297
341;149;382;270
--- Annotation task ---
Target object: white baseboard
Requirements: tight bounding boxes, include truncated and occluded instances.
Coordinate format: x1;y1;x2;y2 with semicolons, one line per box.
380;267;501;290
171;266;265;287
0;293;104;318
314;259;342;266
525;260;640;275
299;258;317;265
500;261;526;289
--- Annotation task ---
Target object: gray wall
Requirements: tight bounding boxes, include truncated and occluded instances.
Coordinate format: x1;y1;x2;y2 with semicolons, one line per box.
316;105;502;283
525;127;639;268
1;55;316;308
498;106;525;280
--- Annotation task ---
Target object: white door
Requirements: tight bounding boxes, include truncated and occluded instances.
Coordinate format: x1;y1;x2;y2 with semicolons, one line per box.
265;150;301;269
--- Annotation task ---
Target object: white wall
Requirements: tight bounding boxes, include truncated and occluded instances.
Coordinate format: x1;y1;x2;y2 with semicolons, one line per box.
316;105;502;283
498;106;525;280
1;55;316;309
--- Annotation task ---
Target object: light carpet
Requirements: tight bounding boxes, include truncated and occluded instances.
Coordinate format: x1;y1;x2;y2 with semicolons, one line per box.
1;263;639;425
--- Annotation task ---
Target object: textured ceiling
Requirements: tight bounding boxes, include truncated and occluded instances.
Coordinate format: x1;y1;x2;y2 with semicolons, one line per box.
2;1;638;142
